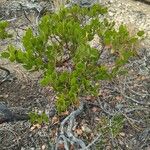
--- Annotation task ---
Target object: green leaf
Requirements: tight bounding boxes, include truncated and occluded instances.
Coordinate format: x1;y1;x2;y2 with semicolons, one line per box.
0;21;12;39
22;28;34;50
40;75;51;86
16;50;26;63
103;29;114;45
68;91;76;101
41;112;49;123
70;83;78;93
129;37;138;43
23;64;33;70
0;21;8;29
29;112;48;124
90;48;99;61
56;94;67;113
137;30;144;37
71;77;77;85
7;45;17;62
111;114;125;137
97;66;111;80
59;71;69;82
1;51;10;58
89;4;107;17
117;69;128;76
119;24;128;36
29;112;39;124
76;62;86;70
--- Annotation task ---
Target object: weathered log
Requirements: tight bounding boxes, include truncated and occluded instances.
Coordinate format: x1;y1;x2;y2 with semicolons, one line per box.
0;103;29;124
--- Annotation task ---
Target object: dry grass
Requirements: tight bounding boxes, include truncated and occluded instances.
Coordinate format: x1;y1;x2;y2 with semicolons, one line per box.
52;0;68;11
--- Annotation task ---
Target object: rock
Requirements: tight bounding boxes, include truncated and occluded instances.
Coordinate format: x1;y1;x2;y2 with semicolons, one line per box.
0;102;29;123
0;102;13;119
108;11;114;17
81;124;92;133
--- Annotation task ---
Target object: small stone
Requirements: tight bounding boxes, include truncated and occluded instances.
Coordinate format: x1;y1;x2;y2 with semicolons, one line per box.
42;145;46;150
76;128;83;135
108;11;114;17
81;125;92;133
21;85;26;89
106;145;111;150
120;132;125;137
109;0;114;3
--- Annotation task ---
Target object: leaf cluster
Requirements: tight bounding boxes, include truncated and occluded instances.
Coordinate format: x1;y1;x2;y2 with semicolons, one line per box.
0;4;144;113
96;114;125;149
0;21;12;39
29;112;49;124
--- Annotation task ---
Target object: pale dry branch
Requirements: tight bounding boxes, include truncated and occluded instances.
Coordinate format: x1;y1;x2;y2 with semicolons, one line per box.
55;101;86;149
0;66;10;85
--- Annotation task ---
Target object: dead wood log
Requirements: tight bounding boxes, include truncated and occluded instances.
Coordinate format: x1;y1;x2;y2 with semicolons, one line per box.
0;103;29;124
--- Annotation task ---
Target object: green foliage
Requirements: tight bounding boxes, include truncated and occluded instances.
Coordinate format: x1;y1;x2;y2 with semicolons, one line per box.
110;114;125;137
96;114;125;149
29;112;49;124
0;4;144;113
0;21;12;39
137;30;144;37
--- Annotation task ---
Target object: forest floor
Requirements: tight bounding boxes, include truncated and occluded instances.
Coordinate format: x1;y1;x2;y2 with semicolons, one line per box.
0;0;149;150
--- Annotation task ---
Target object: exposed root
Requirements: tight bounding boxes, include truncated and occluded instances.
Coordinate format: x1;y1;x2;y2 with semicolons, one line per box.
55;101;101;149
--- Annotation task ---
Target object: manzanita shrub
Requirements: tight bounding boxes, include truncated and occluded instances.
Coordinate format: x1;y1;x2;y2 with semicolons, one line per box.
1;4;144;113
0;21;12;39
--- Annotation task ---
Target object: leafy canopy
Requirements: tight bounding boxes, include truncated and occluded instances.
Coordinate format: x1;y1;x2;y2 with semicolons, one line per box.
0;4;144;113
0;21;12;40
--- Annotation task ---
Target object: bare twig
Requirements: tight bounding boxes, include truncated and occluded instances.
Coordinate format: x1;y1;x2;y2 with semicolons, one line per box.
80;134;101;150
0;66;10;85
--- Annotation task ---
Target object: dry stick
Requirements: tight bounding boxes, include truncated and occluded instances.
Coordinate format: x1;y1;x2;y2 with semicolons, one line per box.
123;76;149;96
80;134;101;150
124;90;149;106
121;112;142;131
114;84;149;105
97;98;116;117
6;18;17;22
125;107;150;113
0;66;10;85
67;117;86;148
118;74;149;105
138;128;150;149
125;84;149;97
44;125;55;150
109;118;115;147
22;9;32;24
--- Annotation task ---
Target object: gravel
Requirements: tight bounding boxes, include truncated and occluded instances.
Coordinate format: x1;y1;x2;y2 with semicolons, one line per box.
100;0;150;47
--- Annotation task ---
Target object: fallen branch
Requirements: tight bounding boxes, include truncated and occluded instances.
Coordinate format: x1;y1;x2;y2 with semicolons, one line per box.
80;134;101;150
0;103;29;124
0;66;10;85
